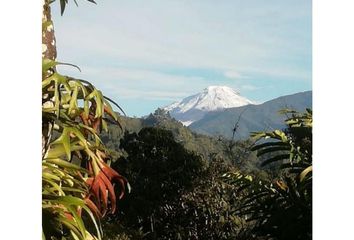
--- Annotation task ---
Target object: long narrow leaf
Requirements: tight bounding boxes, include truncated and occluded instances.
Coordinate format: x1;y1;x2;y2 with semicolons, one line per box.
261;154;290;167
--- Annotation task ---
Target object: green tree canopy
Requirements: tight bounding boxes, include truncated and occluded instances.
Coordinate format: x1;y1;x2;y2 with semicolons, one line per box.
110;127;204;239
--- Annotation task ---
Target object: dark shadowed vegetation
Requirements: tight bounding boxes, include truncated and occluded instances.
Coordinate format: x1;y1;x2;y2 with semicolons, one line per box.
98;109;312;240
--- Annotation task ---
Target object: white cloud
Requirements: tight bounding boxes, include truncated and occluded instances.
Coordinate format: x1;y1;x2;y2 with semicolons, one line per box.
224;70;242;79
241;85;260;91
57;65;207;101
111;88;189;101
52;0;311;81
241;85;259;91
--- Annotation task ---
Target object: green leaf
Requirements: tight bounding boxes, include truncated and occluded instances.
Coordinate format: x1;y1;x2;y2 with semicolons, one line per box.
81;204;102;240
45;158;87;172
51;195;86;207
85;89;98;101
299;166;312;182
251;141;288;151
42;178;65;196
69;86;79;116
104;96;126;116
274;130;287;141
71;230;81;240
68;205;86;239
250;132;267;140
57;62;81;72
51;127;72;160
42;59;57;73
59;216;84;240
61;187;86;194
84;100;89;117
59;0;68;16
42;172;62;182
69;127;89;147
261;154;290;167
95;90;104;118
46;142;84;159
256;146;291;157
101;119;108;132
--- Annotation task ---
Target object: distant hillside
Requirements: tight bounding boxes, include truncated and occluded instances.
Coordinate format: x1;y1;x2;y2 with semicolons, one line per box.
189;91;312;139
101;110;233;163
100;109;259;171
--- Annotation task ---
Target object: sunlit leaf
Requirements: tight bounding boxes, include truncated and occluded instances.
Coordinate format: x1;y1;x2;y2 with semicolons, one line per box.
299;166;312;182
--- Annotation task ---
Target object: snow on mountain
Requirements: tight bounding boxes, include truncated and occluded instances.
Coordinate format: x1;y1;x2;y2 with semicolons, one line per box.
163;86;254;126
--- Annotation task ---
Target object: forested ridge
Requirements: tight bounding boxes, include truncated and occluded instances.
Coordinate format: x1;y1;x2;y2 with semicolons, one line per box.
101;109;260;171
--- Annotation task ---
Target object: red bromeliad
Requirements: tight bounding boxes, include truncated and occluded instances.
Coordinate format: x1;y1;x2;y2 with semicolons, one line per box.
85;150;127;216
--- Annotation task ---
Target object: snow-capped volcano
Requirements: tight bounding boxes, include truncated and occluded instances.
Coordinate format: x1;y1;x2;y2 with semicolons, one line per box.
164;86;254;126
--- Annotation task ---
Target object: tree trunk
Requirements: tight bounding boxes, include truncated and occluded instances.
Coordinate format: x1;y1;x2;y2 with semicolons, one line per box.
42;0;57;159
42;0;57;60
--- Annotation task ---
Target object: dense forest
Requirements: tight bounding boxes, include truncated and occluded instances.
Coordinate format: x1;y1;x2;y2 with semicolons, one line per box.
42;1;312;240
98;109;312;240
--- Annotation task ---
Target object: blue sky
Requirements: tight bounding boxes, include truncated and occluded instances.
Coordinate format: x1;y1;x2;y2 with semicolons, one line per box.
52;0;312;117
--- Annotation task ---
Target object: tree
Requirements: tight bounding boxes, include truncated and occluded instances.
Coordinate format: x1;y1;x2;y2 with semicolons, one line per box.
110;127;204;239
107;128;261;240
42;1;127;239
223;109;312;240
157;158;249;240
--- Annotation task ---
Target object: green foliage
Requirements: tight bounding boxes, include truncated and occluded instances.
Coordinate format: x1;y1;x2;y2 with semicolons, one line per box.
42;58;128;240
108;127;204;239
224;138;261;174
103;126;271;239
54;0;97;15
223;109;312;240
42;2;129;238
97;111;273;239
155;159;249;240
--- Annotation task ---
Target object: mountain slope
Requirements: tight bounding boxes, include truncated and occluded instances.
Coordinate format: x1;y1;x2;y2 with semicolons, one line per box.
189;91;312;140
100;110;255;164
164;86;253;126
